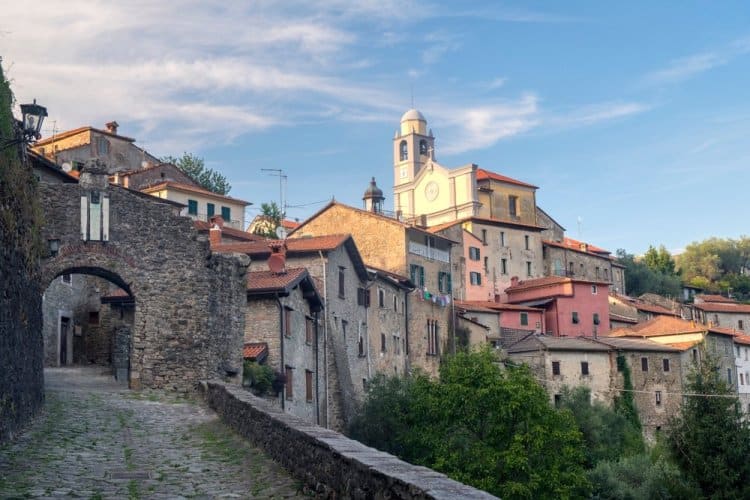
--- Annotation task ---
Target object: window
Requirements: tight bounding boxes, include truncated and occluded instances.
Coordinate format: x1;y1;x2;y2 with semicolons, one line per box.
738;346;742;357
410;264;425;287
572;312;579;324
692;349;698;362
207;203;215;217
509;195;518;217
604;268;609;280
728;368;733;385
526;261;532;277
187;199;198;215
305;370;313;402
285;366;293;400
470;272;482;286
342;320;348;339
469;247;481;260
438;272;452;293
568;262;574;276
581;361;589;376
96;137;110;155
305;317;313;344
358;336;364;357
221;206;231;222
655;391;662;406
740;320;745;330
591;285;598;295
419;139;428;155
378;288;385;308
284;307;292;337
501;258;508;275
500;232;505;246
524;235;529;250
520;312;528;326
338;267;346;298
357;287;370;307
663;358;670;372
427;320;439;356
399;140;408;161
381;333;386;352
61;274;72;285
593;313;600;325
483;256;489;273
393;295;398;311
742;373;745;385
554;394;562;407
88;311;100;326
641;357;648;372
481;229;487;244
552;361;561;375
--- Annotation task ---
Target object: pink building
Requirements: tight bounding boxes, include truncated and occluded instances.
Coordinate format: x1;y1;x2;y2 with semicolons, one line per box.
505;276;610;337
462;230;494;301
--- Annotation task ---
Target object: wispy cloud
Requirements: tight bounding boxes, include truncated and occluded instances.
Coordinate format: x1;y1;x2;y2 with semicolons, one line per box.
549;102;652;129
642;36;750;86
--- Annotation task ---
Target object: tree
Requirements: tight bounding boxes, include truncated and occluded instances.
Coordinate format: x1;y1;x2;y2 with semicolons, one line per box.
616;249;681;298
643;245;676;275
349;349;591;498
676;236;750;299
588;453;700;499
251;202;284;239
161;152;231;195
668;353;750;497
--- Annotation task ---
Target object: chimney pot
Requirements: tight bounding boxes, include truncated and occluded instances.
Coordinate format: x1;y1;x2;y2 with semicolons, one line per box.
105;121;119;135
209;225;221;247
209;215;225;228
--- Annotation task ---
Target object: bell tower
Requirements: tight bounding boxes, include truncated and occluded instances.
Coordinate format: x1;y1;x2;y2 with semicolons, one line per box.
393;109;434;188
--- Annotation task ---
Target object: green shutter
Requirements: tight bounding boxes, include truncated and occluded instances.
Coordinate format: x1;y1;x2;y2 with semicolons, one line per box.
221;206;231;221
207;203;215;216
419;266;424;287
447;273;452;293
188;199;198;215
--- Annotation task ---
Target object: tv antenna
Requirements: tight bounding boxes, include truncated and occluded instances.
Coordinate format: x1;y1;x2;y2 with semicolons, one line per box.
261;168;287;215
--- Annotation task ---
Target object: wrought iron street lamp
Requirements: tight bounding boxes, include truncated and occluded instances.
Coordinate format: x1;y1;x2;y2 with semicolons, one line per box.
1;99;48;152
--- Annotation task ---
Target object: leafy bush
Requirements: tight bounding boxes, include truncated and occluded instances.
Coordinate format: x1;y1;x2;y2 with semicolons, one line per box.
589;453;699;499
242;361;274;395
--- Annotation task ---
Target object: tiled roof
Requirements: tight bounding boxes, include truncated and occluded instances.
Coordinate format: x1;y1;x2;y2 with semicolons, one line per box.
247;268;308;292
626;316;706;337
428;216;545;234
708;326;740;336
281;219;300;229
693;302;750;313
458;314;491;330
609;313;638;324
454;301;501;314
543;238;611;256
593;337;681;352
456;300;544;312
476;168;538;189
142;181;252;205
506;276;570;292
734;334;750;346
216;234;351;255
194;220;263;242
667;340;703;351
697;294;736;303
34;126;136;146
509;335;610;353
243;342;268;361
609;293;678;316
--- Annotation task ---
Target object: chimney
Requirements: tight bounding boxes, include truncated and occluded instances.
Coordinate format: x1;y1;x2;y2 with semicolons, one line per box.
209;215;225;228
209;226;221;247
105;121;119;135
510;276;520;287
268;241;288;274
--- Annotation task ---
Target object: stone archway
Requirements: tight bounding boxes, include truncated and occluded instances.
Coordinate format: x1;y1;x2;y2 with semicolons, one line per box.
38;161;249;391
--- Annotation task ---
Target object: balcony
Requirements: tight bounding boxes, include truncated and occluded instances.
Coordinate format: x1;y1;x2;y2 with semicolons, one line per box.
408;241;450;263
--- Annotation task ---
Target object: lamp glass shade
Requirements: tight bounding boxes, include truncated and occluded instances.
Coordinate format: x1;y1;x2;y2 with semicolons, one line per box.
20;100;48;136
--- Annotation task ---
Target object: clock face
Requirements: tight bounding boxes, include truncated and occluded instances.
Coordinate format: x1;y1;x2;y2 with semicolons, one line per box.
400;167;407;179
425;181;439;201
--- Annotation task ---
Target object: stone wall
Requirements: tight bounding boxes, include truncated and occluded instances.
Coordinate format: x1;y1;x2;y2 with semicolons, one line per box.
38;163;248;391
202;381;496;499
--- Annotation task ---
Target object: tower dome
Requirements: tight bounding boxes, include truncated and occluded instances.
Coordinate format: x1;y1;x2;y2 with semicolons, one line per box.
400;108;426;123
363;177;385;213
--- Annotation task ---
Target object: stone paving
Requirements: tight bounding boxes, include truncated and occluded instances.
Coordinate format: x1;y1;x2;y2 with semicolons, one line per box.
0;367;306;499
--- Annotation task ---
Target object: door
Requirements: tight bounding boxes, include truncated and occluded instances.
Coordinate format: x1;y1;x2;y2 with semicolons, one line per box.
60;317;70;365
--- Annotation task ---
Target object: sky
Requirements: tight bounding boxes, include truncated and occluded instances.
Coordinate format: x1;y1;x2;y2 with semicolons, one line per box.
2;1;749;255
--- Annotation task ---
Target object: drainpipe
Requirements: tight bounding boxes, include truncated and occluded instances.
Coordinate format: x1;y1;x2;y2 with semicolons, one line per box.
318;251;329;428
275;293;285;411
314;309;320;425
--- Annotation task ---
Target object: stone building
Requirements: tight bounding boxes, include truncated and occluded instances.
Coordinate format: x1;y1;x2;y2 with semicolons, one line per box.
608;293;680;329
507;335;613;405
244;267;324;424
593;337;683;440
289;201;456;378
505;276;611;337
734;334;750;414
455;300;545;348
32;121;159;174
542;237;626;294
690;294;750;333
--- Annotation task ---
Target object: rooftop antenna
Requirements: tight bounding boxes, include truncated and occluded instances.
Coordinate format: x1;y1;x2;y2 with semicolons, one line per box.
261;168;287;217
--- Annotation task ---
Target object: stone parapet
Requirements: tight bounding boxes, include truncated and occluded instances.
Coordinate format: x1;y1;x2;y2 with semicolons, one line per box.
202;381;497;499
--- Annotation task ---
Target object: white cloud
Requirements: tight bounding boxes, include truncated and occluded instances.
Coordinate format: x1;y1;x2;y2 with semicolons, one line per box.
550;102;651;128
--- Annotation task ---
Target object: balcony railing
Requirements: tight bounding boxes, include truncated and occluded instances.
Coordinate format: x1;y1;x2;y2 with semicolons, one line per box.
408;241;450;263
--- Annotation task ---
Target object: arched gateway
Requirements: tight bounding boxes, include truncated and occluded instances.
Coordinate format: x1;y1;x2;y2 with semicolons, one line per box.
39;160;248;391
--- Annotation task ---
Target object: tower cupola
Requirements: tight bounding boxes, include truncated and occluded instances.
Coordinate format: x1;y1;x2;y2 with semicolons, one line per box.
363;177;385;213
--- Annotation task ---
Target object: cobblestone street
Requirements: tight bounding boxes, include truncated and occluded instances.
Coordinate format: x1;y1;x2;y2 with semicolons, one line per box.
0;367;305;499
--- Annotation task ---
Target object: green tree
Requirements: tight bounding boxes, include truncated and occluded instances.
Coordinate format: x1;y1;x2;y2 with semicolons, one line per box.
161;152;231;195
643;245;677;275
616;249;681;298
668;353;750;497
676;236;750;299
349;349;591;498
251;202;285;239
588;453;700;499
558;386;643;467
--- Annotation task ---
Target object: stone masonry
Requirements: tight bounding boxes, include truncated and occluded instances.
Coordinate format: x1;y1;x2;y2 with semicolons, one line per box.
38;161;249;391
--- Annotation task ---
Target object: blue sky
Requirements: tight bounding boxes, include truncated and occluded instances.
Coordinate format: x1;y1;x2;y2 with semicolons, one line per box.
3;1;748;254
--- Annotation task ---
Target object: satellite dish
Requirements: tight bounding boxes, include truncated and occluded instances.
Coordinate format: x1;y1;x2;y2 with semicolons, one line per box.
61;162;72;172
275;226;288;240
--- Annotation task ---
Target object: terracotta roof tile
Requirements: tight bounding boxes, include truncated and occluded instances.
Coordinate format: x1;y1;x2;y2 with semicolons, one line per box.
666;340;703;351
476;168;538;189
216;234;351;256
456;300;544;312
593;337;680;352
708;326;740;336
142;181;251;205
734;334;750;346
247;268;307;291
243;342;268;361
629;316;706;336
694;302;750;313
697;294;736;303
194;220;263;242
